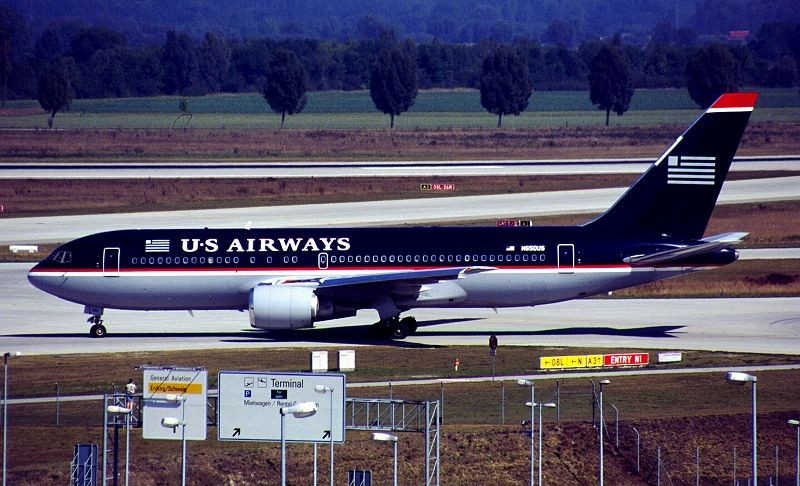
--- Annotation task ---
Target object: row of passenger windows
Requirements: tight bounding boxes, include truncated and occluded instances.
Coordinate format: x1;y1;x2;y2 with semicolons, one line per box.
328;253;546;264
130;252;547;266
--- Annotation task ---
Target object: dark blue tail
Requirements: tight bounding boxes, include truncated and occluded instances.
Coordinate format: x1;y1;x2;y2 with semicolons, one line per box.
584;92;757;240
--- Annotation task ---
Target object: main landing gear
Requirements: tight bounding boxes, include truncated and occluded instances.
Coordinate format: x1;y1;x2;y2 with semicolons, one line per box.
372;316;418;340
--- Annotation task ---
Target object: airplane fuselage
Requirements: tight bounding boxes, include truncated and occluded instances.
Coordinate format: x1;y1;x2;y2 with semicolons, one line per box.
28;226;736;311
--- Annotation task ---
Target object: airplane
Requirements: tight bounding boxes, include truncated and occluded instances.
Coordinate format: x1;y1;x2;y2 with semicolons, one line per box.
28;92;757;339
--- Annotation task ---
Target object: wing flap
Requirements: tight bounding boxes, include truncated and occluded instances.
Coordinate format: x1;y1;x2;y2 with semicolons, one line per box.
623;232;748;266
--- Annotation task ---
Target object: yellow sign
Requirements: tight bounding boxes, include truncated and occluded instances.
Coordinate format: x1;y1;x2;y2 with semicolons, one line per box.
540;355;587;369
540;354;605;370
585;355;604;367
148;382;204;395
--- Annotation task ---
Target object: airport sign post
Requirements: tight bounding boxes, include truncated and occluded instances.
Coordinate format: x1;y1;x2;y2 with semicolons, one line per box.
142;367;207;441
217;371;346;443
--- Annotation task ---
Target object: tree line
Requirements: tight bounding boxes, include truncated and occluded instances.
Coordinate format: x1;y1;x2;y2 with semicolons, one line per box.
1;6;799;126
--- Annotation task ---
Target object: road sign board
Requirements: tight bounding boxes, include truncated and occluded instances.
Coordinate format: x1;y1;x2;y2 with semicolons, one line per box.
142;367;207;441
539;354;604;370
217;371;346;443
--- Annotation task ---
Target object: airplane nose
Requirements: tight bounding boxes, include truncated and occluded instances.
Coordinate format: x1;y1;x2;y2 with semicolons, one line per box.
27;264;65;292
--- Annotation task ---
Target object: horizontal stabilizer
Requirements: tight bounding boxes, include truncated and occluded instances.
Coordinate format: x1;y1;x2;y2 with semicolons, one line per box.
623;232;748;266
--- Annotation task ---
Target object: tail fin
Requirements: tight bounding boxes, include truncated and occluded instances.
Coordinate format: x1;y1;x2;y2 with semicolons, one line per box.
584;92;757;240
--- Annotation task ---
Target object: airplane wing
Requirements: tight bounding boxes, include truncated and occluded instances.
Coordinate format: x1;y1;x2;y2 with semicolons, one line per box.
316;266;495;291
623;232;748;266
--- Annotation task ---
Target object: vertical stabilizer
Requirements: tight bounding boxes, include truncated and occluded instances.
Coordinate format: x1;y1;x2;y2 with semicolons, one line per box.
584;92;757;240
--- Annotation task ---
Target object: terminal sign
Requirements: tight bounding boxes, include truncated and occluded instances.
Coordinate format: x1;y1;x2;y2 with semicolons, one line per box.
218;371;346;443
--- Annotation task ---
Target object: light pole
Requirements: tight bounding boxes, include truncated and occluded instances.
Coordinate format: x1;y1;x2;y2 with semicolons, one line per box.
518;379;535;486
161;394;187;486
788;419;800;486
280;402;318;486
372;432;399;486
315;384;335;486
726;371;757;486
2;351;20;486
107;406;132;486
598;379;610;486
527;402;556;486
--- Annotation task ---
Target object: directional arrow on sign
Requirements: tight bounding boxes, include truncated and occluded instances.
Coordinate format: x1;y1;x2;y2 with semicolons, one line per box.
233;428;241;437
322;430;330;440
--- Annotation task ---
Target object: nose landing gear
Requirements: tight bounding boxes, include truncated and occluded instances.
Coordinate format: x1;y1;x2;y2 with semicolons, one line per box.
85;306;107;338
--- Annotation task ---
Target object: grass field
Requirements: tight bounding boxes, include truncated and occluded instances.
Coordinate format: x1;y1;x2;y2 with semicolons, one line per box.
2;88;799;129
5;347;800;486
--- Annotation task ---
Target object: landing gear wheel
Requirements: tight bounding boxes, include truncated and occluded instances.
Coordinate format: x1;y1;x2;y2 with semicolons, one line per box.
390;319;410;340
400;316;417;334
89;323;107;338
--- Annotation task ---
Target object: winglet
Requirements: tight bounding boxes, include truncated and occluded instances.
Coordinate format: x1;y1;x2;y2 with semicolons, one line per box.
709;92;758;112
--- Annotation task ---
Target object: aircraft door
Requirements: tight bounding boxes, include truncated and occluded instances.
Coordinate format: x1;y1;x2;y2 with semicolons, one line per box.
318;252;329;270
103;247;121;277
557;244;575;273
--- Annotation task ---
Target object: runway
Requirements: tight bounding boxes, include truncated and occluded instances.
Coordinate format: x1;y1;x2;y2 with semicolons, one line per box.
2;263;798;356
1;156;797;178
3;176;800;244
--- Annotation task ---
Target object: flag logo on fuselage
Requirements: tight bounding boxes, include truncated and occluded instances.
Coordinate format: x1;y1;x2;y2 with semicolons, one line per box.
145;239;170;252
667;155;716;185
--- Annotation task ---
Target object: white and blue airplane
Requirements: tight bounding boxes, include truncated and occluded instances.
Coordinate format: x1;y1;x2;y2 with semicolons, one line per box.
28;92;758;339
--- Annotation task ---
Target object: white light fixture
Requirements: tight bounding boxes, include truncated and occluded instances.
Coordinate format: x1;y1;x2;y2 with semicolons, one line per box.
280;402;318;486
372;433;399;486
726;371;758;486
517;379;535;486
2;351;21;486
315;385;335;486
107;403;133;486
789;420;800;486
161;393;188;486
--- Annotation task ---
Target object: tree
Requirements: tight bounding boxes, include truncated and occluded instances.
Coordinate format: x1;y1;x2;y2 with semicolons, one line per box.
685;43;739;108
161;31;200;95
37;60;72;128
479;46;532;127
199;32;231;93
588;42;635;126
369;44;418;128
0;8;11;107
262;48;308;128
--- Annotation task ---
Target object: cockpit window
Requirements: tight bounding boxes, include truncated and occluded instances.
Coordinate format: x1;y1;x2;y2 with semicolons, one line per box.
49;251;72;264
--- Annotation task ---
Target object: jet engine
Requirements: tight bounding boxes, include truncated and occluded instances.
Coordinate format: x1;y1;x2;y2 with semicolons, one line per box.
248;285;324;330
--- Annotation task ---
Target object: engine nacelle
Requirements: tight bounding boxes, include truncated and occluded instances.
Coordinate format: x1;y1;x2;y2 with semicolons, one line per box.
249;285;318;330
